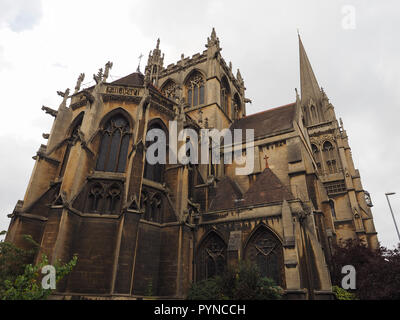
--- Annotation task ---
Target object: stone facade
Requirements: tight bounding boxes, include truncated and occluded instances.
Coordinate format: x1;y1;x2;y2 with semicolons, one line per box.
5;29;378;300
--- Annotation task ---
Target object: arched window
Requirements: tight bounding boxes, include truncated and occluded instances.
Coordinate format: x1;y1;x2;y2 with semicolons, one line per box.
141;192;163;223
311;144;322;174
233;94;241;120
329;199;336;219
310;105;318;123
88;183;104;212
220;77;230;115
96;114;131;173
59;114;83;178
322;141;338;174
186;71;205;107
196;232;226;280
106;184;121;214
144;122;167;183
244;226;284;286
161;80;177;100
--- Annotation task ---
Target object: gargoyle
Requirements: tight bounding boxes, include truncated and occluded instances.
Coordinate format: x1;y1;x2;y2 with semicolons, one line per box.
81;90;95;104
41;105;58;117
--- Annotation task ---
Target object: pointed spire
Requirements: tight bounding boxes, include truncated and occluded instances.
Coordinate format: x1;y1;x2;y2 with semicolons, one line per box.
298;34;321;104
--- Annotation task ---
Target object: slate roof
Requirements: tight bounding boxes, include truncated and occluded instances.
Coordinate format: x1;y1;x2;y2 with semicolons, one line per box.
209;176;243;211
230;103;296;139
111;72;144;86
242;168;294;207
208;168;294;212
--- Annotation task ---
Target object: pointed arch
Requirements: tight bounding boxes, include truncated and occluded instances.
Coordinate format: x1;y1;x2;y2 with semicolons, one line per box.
96;110;132;173
144;118;168;183
184;69;205;107
196;230;227;281
160;78;177;100
105;183;122;214
232;93;241;120
244;224;284;286
311;143;322;174
59;112;84;178
322;141;339;174
220;76;230;115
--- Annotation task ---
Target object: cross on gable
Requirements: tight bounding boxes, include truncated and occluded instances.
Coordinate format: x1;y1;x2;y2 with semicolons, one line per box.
264;154;269;169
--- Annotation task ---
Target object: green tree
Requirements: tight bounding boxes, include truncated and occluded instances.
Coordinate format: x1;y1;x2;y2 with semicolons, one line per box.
187;260;283;300
0;231;77;300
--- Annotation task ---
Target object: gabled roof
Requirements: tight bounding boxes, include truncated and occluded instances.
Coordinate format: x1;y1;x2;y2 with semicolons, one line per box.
209;176;243;211
208;168;294;212
230;103;296;139
111;72;144;86
242;168;294;206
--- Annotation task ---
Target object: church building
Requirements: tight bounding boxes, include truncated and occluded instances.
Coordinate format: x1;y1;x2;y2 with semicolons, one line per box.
5;29;378;299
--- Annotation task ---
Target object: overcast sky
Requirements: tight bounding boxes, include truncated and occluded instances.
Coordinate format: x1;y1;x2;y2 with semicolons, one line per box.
0;0;399;248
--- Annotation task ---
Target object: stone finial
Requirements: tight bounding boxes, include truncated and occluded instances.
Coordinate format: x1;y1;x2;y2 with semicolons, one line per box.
57;88;70;106
137;53;143;73
229;61;232;71
206;27;220;49
295;88;300;101
74;73;85;94
93;68;103;84
236;69;244;87
103;61;113;81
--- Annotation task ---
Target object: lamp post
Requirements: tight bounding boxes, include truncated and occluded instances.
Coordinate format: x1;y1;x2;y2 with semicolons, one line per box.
385;192;400;242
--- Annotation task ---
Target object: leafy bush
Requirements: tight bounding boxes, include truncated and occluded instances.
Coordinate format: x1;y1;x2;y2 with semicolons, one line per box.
187;260;283;300
0;231;77;300
332;285;357;300
331;239;400;300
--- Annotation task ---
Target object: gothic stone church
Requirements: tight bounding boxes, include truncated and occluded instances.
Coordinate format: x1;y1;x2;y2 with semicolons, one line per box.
5;29;378;300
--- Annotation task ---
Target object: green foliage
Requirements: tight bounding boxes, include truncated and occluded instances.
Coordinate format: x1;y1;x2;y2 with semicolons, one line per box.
332;285;357;300
187;261;283;300
0;231;77;300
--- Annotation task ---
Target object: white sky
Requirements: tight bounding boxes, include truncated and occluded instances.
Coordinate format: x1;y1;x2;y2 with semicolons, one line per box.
0;0;399;248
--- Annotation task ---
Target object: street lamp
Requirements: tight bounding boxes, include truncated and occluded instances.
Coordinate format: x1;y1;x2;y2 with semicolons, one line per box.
385;192;400;242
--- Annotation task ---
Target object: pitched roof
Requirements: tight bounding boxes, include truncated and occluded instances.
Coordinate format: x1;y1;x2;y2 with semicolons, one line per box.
242;168;294;206
230;103;296;139
209;176;243;211
208;168;294;212
111;72;144;86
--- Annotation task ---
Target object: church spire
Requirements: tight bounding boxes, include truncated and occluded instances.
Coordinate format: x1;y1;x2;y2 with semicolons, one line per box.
298;34;321;104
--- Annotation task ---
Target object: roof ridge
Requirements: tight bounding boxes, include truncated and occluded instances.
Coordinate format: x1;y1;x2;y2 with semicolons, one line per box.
243;102;296;119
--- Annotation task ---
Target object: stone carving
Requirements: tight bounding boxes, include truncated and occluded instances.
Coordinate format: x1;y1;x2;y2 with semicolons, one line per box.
57;88;70;105
93;68;103;84
103;61;113;82
161;80;177;99
41;105;58;117
74;73;85;94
